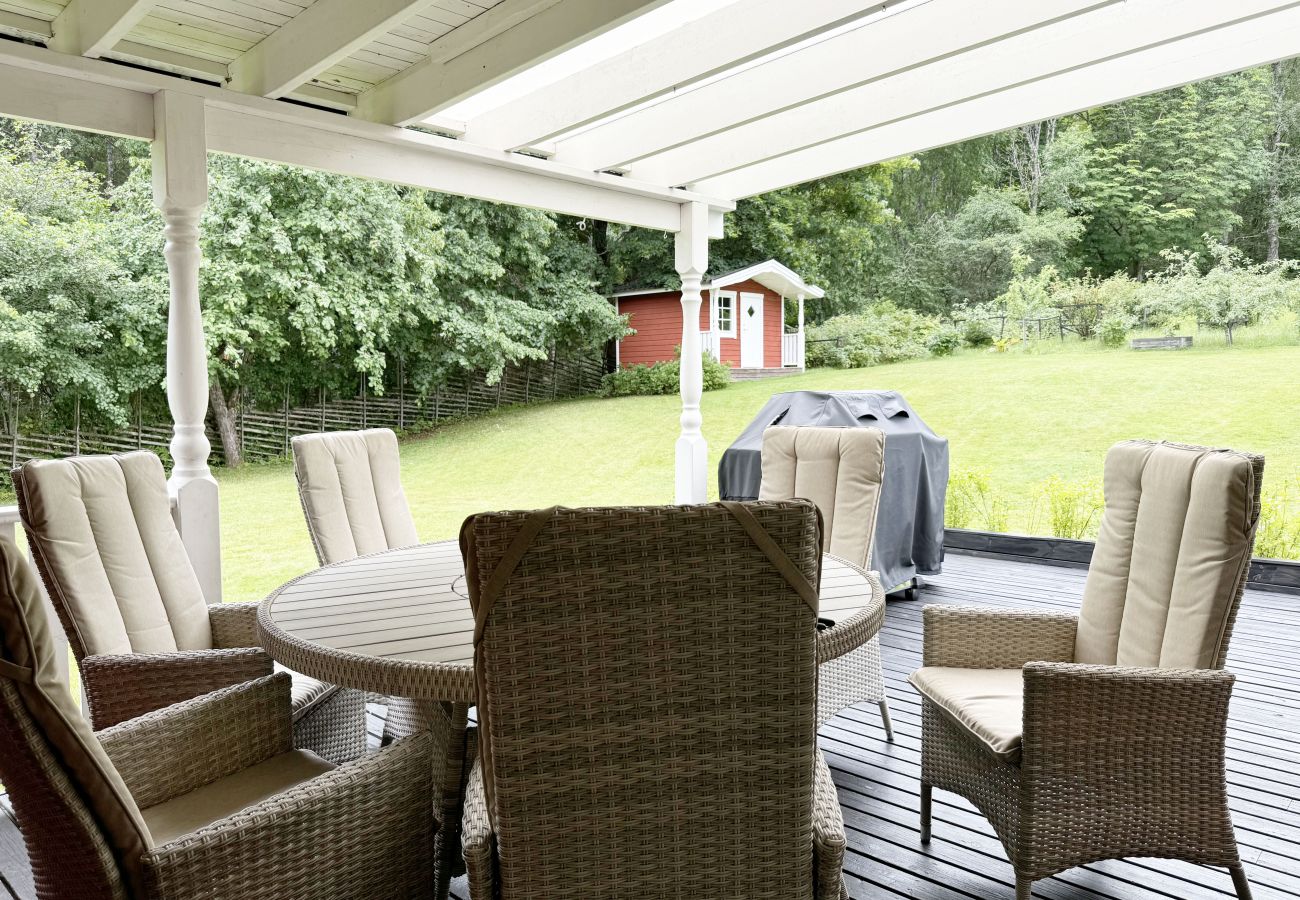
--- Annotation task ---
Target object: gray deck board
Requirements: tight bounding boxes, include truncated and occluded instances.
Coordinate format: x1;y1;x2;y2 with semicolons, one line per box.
4;552;1298;900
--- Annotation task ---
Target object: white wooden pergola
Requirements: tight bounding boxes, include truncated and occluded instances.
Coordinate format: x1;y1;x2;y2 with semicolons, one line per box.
1;0;1297;599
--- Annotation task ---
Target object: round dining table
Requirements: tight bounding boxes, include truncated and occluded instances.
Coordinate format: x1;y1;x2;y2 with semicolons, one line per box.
258;540;885;899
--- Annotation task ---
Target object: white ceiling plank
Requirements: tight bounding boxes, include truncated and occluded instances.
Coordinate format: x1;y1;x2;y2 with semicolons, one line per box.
552;0;1114;174
0;9;53;39
631;0;1296;186
0;38;732;230
461;0;889;152
354;0;671;126
48;0;158;57
227;0;436;98
695;2;1300;199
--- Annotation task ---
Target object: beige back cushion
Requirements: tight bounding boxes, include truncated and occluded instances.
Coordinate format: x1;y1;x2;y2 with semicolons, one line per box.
16;453;212;657
0;535;153;895
759;425;885;569
1076;441;1262;669
292;428;419;565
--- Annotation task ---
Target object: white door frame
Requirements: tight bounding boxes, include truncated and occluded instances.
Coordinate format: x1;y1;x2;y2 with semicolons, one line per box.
739;291;764;368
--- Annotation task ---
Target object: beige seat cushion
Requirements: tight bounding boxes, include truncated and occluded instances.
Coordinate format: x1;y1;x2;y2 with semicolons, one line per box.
759;425;885;569
142;749;334;845
292;429;419;565
15;452;212;657
0;535;154;892
1075;441;1261;669
909;667;1024;763
271;663;337;720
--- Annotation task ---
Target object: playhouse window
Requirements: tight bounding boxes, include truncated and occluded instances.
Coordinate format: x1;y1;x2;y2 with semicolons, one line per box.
715;293;735;336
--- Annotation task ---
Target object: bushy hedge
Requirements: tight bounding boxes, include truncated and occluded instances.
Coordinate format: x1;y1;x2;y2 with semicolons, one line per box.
600;352;731;397
805;303;941;369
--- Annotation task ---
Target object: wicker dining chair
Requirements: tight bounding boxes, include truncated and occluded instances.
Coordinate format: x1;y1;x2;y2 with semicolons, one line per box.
459;501;848;900
291;428;419;567
910;440;1264;900
12;451;365;764
760;424;894;738
0;532;435;900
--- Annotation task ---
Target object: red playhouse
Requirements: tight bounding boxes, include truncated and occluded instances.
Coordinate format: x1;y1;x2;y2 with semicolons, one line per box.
611;259;824;377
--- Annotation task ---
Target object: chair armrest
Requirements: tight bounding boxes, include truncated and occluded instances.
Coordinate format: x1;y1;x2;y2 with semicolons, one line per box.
207;602;260;649
812;751;848;900
922;605;1077;669
98;673;294;808
461;757;497;900
1021;662;1235;817
142;732;435;900
81;648;273;729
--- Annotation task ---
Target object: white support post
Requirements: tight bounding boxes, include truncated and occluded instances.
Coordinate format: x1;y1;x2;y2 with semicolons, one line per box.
153;90;222;602
675;201;709;504
797;292;806;369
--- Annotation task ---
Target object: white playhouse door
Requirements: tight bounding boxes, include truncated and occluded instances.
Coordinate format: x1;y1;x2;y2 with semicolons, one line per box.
740;292;765;368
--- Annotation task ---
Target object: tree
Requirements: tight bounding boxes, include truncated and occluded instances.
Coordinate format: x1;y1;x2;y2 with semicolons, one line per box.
0;127;162;434
1076;71;1269;277
1147;238;1294;344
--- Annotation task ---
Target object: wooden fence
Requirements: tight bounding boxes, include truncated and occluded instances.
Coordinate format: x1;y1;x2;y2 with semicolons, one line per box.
2;351;607;470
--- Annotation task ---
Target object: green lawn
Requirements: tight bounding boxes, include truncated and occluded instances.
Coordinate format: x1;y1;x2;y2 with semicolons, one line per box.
218;340;1300;603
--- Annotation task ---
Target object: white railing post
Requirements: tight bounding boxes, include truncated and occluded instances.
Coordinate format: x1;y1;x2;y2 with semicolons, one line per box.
154;90;222;602
797;292;806;369
675;201;709;504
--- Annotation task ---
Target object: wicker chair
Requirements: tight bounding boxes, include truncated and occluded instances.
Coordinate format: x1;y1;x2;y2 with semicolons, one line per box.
291;428;419;566
760;424;893;738
459;501;848;900
910;440;1264;900
0;532;435;900
12;452;365;764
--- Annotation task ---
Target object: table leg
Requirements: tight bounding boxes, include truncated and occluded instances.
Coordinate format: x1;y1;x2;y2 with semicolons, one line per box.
387;698;474;900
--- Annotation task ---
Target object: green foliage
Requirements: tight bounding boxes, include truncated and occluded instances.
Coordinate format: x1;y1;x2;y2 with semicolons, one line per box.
1098;315;1134;348
805;304;940;368
960;317;995;347
1142;238;1297;343
0;126;161;429
1256;475;1300;560
945;471;1010;532
1077;72;1269;276
926;325;962;357
599;352;730;397
1035;476;1103;539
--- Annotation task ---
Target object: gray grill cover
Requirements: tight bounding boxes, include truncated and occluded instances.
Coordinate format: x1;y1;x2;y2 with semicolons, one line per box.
718;390;949;591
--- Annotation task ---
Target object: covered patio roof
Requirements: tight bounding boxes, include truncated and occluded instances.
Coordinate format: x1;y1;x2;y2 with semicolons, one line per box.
0;0;1297;596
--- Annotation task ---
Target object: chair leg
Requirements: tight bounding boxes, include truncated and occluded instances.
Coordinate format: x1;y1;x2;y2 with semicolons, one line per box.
920;782;932;844
1015;876;1033;900
1229;864;1254;900
878;699;895;742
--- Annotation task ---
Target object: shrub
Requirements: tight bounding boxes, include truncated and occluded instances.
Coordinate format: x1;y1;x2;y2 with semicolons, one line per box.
946;470;1010;532
805;303;941;369
961;317;995;348
1256;476;1300;560
1098;314;1133;348
926;325;962;357
1037;476;1103;539
600;352;730;397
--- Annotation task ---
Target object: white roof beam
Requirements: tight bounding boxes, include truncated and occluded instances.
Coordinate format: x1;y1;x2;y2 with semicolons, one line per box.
0;39;731;231
461;0;891;153
228;0;436;99
634;0;1295;186
48;0;157;59
695;2;1300;199
553;0;1115;174
354;0;672;126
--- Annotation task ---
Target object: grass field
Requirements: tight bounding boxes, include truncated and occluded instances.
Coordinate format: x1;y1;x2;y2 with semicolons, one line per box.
215;339;1300;602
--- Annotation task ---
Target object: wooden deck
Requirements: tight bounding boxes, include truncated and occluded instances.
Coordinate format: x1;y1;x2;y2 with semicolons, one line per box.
3;552;1298;900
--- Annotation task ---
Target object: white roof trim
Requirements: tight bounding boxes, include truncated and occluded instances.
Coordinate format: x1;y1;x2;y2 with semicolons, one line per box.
611;259;825;298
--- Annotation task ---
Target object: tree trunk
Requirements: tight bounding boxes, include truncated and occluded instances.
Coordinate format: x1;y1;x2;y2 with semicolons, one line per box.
590;219;611;292
208;381;243;468
1267;61;1285;263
